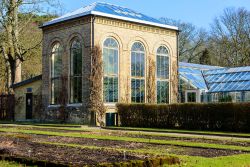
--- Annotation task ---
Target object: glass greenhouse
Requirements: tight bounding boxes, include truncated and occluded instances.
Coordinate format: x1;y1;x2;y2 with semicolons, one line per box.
179;62;250;103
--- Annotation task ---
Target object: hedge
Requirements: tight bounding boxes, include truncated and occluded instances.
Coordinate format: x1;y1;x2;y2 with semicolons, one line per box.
116;103;250;132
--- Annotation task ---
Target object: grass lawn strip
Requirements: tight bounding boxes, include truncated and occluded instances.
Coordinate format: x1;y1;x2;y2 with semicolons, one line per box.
2;123;250;138
0;122;81;127
0;161;22;167
108;126;250;137
0;124;89;132
172;154;250;167
1;124;250;144
0;128;249;152
106;127;250;138
125;131;250;143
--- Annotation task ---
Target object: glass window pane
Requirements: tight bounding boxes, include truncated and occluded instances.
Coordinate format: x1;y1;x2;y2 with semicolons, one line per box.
51;78;61;104
131;42;145;77
157;81;169;103
131;79;145;103
51;43;62;104
70;39;82;103
157;46;169;79
70;77;82;103
103;38;119;103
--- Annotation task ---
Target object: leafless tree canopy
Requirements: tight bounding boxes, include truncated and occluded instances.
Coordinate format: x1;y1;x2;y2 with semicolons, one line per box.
160;18;207;63
209;7;250;67
161;7;250;67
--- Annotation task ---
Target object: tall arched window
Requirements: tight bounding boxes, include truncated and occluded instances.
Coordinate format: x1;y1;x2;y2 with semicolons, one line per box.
103;38;119;103
70;39;82;103
156;46;169;103
131;42;145;103
51;42;62;104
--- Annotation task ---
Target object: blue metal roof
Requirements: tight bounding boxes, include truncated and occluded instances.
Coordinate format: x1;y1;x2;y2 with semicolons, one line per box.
42;2;178;30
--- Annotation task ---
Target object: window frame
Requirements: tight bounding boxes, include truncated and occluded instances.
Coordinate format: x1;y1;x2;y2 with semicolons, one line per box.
102;37;120;104
130;41;146;103
156;45;170;104
69;38;83;104
50;42;62;105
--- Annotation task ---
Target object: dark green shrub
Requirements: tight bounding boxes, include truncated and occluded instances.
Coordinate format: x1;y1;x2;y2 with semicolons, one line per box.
117;103;250;132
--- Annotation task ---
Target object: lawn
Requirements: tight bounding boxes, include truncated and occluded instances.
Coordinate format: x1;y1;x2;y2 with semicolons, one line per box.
0;124;249;166
0;161;23;167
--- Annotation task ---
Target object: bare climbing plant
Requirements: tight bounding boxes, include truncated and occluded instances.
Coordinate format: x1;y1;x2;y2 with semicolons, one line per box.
147;57;156;103
89;46;106;126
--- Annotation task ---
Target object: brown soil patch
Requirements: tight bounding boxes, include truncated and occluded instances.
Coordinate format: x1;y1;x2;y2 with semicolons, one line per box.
0;136;148;166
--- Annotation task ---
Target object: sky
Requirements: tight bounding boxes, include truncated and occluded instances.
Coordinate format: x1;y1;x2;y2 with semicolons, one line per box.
60;0;250;30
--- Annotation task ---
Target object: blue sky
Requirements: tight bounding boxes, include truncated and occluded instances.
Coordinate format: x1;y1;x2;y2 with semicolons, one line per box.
60;0;250;29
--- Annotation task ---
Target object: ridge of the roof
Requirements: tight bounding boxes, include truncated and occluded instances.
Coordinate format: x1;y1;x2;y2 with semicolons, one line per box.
42;2;178;30
179;62;221;70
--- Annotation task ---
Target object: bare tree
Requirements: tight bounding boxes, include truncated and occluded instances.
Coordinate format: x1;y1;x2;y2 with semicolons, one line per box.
160;18;207;63
199;48;211;65
209;7;250;67
89;46;106;127
0;0;60;92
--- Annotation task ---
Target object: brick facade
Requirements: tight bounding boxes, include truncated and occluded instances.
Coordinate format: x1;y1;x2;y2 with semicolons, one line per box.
41;15;178;124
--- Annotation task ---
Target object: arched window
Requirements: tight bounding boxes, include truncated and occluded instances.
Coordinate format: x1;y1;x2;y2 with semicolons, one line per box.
51;42;62;104
70;39;82;103
103;38;119;103
156;46;169;103
131;42;145;103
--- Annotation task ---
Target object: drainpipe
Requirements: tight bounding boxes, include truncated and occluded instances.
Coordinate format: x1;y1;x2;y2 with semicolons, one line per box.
177;30;180;103
91;15;96;48
90;15;96;126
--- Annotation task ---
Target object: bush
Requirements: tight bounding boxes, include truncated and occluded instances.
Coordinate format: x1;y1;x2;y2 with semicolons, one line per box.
116;103;250;132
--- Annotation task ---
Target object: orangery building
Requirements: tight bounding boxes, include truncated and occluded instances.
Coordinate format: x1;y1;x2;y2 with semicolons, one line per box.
13;2;179;124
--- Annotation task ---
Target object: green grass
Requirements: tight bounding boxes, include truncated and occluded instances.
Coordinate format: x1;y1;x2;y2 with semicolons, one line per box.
2;124;250;143
0;123;83;128
126;130;250;143
1;128;250;152
173;154;250;167
106;126;250;138
0;161;23;167
0;124;89;132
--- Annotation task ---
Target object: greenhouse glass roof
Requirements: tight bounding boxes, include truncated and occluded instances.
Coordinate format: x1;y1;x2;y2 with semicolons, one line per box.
42;2;178;30
203;66;250;93
178;62;216;90
179;62;250;93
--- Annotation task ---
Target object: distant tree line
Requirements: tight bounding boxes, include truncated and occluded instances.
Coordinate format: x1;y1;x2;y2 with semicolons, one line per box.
161;7;250;67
